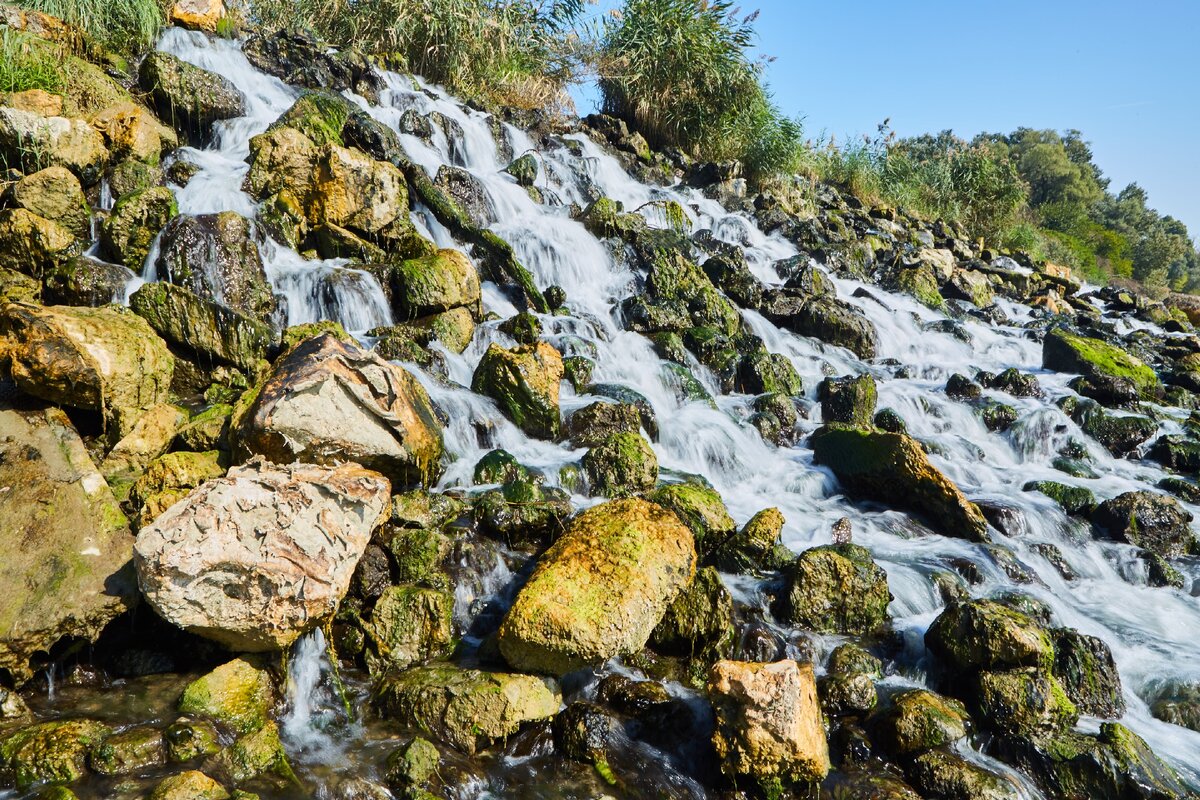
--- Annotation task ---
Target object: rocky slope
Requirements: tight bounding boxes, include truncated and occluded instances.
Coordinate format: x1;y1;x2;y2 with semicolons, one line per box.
1;2;1200;799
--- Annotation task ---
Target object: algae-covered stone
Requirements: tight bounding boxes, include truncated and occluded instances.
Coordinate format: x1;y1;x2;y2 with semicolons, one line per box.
473;479;571;548
100;186;177;269
378;249;481;319
582;432;658;498
975;668;1078;738
775;543;890;635
0;406;136;685
1043;328;1162;400
388;528;453;590
498;498;696;674
129;450;226;519
233;334;443;487
650;566;735;658
373;665;560;755
130;281;275;373
896;264;944;309
1091;490;1196;558
907;747;1020;800
140;51;246;136
645;483;735;556
204;721;293;785
164;718;221;763
1023;480;1095;516
818;374;877;428
873;690;968;756
566;401;642;448
0;107;108;184
708;659;830;789
10;166;89;237
925;599;1054;673
819;672;877;717
0;302;173;438
364;586;454;675
810;426;989;542
100;402;187;482
178;659;275;735
385;736;441;798
472;449;534;485
175;404;233;452
1050;629;1125;718
89;726;165;776
472;341;563;440
0;719;111;787
0;208;81;280
90;102;178;166
149;770;230;800
710;507;792;573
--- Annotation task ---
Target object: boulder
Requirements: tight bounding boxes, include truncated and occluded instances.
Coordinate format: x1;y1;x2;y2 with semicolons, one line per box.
170;0;227;32
906;747;1020;800
90;726;166;776
163;720;220;764
100;186;178;269
0;406;138;684
1091;491;1195;557
498;498;696;674
134;459;390;651
944;269;995;308
99;402;186;481
0;208;81;281
373;665;560;755
89;102;178;165
1043;328;1162;400
154;212;277;321
129;450;226;528
363;586;454;674
472;341;563;440
369;248;481;320
1050;629;1125;718
924;599;1054;673
0;719;111;787
43;255;136;307
233;333;443;487
139;52;246;137
650;564;736;659
566;401;642;448
130;281;276;373
708;659;830;790
0;302;173;439
148;770;229;800
975;668;1078;738
810;426;989;541
710;507;793;573
203;720;293;785
582;431;658;498
873;690;969;756
0;106;108;184
774;543;891;635
9;166;89;237
766;295;878;360
645;482;735;556
178;658;275;734
818;373;877;427
305;143;409;237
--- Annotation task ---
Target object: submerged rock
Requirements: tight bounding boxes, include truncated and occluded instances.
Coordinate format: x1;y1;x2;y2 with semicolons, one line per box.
373;665;560;755
498;498;696;674
233;333;443;487
0;719;111;788
708;659;830;791
135;459;390;651
178;659;275;735
810;426;989;541
0;406;137;684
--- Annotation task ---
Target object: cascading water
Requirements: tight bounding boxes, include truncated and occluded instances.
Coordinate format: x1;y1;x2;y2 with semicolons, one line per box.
101;24;1200;798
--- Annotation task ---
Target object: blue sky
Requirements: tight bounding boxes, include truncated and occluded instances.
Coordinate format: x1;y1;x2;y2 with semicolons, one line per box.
572;0;1200;238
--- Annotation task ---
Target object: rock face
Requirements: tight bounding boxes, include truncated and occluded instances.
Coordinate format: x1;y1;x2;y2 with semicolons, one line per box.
0;405;138;684
0;208;81;281
233;333;443;487
0;302;173;439
498;498;697;675
472;341;563;440
10;166;90;237
708;659;830;790
134;459;391;651
373;665;560;755
810;426;989;541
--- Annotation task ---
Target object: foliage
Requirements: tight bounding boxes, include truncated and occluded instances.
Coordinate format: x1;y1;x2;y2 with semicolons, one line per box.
0;29;64;94
250;0;587;109
598;0;802;182
14;0;165;52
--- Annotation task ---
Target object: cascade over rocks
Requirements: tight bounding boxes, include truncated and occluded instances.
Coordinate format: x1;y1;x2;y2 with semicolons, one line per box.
233;333;443;487
134;458;391;651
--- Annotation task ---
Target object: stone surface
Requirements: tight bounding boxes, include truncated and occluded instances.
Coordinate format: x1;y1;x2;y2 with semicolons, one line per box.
10;166;89;237
101;185;181;270
0;405;137;684
1043;328;1161;400
134;459;390;651
1091;490;1195;557
0;719;111;788
498;498;697;674
140;52;246;137
233;333;443;487
0;208;81;281
708;659;830;788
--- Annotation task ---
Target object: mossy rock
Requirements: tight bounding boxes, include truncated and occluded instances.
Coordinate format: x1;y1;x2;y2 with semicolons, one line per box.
709;507;793;573
1050;628;1125;718
582;432;658;498
504;153;538;187
774;543;891;635
100;186;177;269
472;448;535;485
140;51;246;138
164;718;221;763
1043;328;1162;400
906;747;1020;800
1023;480;1095;516
818;374;877;428
472;479;571;548
471;342;563;440
89;726;165;776
148;770;230;800
280;320;352;352
578;197;646;241
810;426;989;542
363;585;454;675
10;166;90;237
1091;490;1196;558
819;672;878;717
896;264;944;309
925;599;1054;673
176;404;234;452
872;689;968;756
178;658;275;735
645;483;735;556
0;719;111;788
974;667;1078;739
385;736;441;797
650;566;735;660
203;721;295;786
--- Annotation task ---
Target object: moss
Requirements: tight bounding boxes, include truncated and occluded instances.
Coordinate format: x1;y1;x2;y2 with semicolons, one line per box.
280;320;351;351
925;599;1055;673
896;265;944;309
874;690;968;756
0;719;112;788
1023;480;1095;516
775;543;891;635
271;90;351;147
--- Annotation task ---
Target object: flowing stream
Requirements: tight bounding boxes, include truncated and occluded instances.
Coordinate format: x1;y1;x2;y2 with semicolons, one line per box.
73;25;1200;797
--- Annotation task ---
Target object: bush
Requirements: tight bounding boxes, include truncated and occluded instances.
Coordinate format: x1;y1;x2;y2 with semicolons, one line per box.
15;0;165;52
250;0;586;109
598;0;802;182
0;29;64;94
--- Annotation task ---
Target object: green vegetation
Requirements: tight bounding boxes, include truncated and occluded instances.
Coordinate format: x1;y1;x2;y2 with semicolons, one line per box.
598;0;802;182
15;0;165;52
249;0;587;109
0;29;64;94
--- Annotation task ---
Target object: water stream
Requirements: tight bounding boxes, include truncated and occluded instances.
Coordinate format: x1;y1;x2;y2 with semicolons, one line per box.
71;25;1200;797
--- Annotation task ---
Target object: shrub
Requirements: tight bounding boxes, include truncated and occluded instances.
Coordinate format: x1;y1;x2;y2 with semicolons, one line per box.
250;0;587;109
598;0;802;182
15;0;165;52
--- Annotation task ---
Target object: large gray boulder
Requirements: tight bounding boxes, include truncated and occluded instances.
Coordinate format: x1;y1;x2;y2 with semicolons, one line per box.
134;458;390;651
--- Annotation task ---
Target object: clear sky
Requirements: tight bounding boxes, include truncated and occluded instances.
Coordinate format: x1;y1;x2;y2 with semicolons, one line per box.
573;0;1200;238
